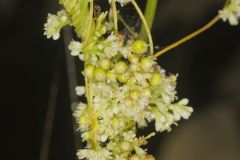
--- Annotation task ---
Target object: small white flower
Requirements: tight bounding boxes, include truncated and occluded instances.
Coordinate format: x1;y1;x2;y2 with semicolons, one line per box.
75;86;85;96
44;10;69;40
73;102;87;118
99;134;108;142
69;40;83;56
79;54;84;61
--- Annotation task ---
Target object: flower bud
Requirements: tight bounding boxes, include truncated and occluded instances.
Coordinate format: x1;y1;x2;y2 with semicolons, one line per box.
120;141;132;152
114;61;127;74
107;72;116;82
140;57;153;72
130;154;141;160
85;65;95;79
100;59;111;70
132;40;148;54
117;74;128;83
94;68;106;81
150;73;162;87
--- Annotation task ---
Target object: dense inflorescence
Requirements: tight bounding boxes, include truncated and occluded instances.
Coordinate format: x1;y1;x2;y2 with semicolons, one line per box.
44;0;196;159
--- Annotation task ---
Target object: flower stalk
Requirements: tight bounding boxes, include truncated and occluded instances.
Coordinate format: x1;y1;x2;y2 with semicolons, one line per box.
139;0;158;41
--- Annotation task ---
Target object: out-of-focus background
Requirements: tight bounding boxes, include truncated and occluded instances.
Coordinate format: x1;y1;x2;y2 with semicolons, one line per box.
0;0;239;160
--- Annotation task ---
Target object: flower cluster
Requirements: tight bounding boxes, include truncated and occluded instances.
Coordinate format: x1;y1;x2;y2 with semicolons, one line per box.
44;0;193;159
72;28;193;159
44;10;69;40
219;0;240;25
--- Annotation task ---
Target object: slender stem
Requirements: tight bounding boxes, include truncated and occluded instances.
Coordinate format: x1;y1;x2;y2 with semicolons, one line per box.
85;1;94;43
84;1;99;150
139;0;158;41
131;0;154;55
111;0;118;33
153;15;221;59
118;13;138;38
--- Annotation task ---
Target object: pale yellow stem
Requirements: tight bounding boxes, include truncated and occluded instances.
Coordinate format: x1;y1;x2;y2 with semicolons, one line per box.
111;0;118;33
153;15;221;59
84;1;99;150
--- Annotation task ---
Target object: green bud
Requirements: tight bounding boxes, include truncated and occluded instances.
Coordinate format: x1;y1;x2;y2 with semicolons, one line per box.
94;68;106;81
85;65;95;79
100;59;111;70
150;72;162;87
114;61;127;74
132;40;148;54
117;74;128;83
120;141;132;152
107;72;116;82
140;57;153;72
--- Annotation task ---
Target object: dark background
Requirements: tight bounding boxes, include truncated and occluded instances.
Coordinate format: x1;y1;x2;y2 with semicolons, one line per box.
1;0;239;160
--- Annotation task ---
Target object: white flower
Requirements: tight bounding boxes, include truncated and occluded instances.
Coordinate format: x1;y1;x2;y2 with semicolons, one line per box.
44;10;69;40
75;86;85;96
169;99;193;121
219;0;240;25
68;40;83;56
79;54;84;61
73;102;87;118
77;148;112;160
154;110;174;132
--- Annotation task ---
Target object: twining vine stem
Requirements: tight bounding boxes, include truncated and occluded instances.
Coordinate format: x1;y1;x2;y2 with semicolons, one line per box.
139;0;158;41
111;0;119;33
153;14;221;58
118;13;138;38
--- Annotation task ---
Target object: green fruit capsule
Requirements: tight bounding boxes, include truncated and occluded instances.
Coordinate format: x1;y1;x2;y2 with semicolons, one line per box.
114;61;127;74
85;65;95;79
100;59;111;70
150;72;162;87
140;57;153;72
132;40;148;54
94;68;106;81
117;74;128;83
